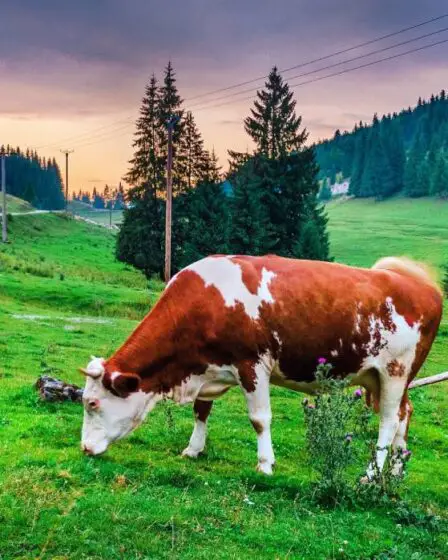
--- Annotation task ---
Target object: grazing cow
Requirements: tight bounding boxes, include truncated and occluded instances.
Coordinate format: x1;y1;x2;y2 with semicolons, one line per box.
80;255;442;477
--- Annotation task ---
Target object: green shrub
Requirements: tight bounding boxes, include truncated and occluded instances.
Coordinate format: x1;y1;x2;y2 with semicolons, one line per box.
303;359;370;504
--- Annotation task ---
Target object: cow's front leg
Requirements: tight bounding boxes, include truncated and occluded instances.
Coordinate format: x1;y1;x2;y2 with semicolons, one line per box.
239;359;274;475
182;399;213;458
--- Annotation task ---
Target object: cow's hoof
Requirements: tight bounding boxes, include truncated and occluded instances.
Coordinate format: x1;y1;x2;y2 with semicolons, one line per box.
181;446;202;458
256;462;274;475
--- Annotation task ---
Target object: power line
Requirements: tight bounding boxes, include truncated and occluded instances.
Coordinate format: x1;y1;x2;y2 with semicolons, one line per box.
186;12;448;102
188;26;448;109
190;37;448;114
30;12;448;151
65;36;448;150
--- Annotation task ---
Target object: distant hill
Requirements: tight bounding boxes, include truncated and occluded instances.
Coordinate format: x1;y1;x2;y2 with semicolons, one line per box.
315;91;448;200
2;194;35;214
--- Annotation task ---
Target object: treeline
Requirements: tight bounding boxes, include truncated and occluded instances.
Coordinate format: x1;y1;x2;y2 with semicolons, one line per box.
0;145;65;210
73;183;126;210
117;65;329;278
315;91;448;199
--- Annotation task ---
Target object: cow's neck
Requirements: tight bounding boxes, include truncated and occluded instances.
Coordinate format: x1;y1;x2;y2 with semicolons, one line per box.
106;298;174;377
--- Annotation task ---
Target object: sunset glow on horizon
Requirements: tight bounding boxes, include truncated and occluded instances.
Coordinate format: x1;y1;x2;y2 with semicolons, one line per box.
1;1;447;193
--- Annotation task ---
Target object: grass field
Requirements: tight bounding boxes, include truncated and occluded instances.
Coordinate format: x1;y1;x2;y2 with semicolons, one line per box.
68;201;124;227
0;199;447;559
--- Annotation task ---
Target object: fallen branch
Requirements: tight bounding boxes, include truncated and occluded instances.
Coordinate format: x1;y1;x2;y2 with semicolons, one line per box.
409;371;448;390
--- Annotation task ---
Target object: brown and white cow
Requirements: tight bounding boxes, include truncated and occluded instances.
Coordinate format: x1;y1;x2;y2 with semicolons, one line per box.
80;255;442;477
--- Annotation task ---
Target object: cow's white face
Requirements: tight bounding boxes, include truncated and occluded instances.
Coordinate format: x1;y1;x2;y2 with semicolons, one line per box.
80;357;160;456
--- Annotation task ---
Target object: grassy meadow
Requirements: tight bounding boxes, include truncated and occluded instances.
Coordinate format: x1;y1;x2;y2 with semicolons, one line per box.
0;199;447;559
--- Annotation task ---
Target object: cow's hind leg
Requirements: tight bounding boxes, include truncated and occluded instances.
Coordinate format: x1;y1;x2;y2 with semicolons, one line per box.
182;399;213;458
366;363;408;480
238;358;275;475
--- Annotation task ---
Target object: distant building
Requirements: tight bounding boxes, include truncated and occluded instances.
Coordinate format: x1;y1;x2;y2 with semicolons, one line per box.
330;180;350;196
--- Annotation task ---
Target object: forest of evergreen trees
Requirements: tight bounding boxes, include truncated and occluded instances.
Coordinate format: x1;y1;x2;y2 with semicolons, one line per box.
72;183;126;210
315;91;448;199
116;64;329;278
0;146;65;210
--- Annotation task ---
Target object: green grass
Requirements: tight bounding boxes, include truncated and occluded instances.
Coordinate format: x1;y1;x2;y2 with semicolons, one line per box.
1;201;447;559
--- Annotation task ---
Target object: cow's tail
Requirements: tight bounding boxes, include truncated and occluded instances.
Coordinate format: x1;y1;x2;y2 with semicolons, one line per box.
372;256;442;295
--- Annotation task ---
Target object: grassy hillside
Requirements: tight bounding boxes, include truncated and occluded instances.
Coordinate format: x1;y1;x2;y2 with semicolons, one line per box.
327;197;448;270
3;194;34;213
0;205;447;559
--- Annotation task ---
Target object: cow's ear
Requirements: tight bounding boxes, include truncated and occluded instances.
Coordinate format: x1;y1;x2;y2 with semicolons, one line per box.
111;373;141;397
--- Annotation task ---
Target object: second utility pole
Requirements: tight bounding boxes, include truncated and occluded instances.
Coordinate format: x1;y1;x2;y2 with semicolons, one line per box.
164;116;178;283
61;149;74;212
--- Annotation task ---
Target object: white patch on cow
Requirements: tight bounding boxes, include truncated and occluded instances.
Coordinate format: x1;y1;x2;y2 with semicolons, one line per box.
352;343;357;352
180;256;276;320
330;349;338;358
361;297;421;373
173;364;239;405
182;417;208;458
339;338;343;348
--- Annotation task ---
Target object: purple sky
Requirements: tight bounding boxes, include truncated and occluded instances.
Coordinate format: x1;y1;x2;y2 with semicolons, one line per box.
1;0;447;191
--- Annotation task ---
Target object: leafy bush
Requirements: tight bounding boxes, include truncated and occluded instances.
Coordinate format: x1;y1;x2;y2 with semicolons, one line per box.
303;359;412;505
303;359;370;504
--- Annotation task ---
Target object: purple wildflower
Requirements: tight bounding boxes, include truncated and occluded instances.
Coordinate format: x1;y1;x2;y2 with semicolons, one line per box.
353;388;363;399
307;403;315;410
318;357;327;365
402;449;412;459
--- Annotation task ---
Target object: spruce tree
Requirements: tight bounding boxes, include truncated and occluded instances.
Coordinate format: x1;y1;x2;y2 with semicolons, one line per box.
124;74;163;194
230;156;275;255
430;150;448;197
179;179;231;268
244;66;307;158
157;61;186;194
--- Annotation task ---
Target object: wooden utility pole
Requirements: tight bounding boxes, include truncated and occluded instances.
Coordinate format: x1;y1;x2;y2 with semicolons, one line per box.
164;116;178;283
61;149;74;212
1;151;7;243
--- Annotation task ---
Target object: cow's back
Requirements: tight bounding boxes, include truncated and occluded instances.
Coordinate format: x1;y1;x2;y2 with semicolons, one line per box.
166;255;442;383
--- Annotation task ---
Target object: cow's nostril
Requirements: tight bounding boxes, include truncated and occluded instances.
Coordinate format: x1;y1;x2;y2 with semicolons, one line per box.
83;445;93;455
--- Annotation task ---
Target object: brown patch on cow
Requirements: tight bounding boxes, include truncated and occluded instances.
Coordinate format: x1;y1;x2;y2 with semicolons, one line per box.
399;393;414;441
251;419;264;434
231;257;262;295
236;359;258;392
387;359;406;377
366;390;380;413
194;399;213;422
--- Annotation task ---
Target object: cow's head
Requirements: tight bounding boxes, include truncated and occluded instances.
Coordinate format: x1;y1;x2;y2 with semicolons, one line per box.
80;356;161;456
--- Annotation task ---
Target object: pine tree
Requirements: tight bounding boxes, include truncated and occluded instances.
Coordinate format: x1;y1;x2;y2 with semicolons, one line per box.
318;179;332;202
404;127;428;197
116;187;165;277
430;150;448;198
181;111;209;189
230;156;275;255
179;179;231;268
124;74;163;194
157;61;186;194
244;66;307;158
